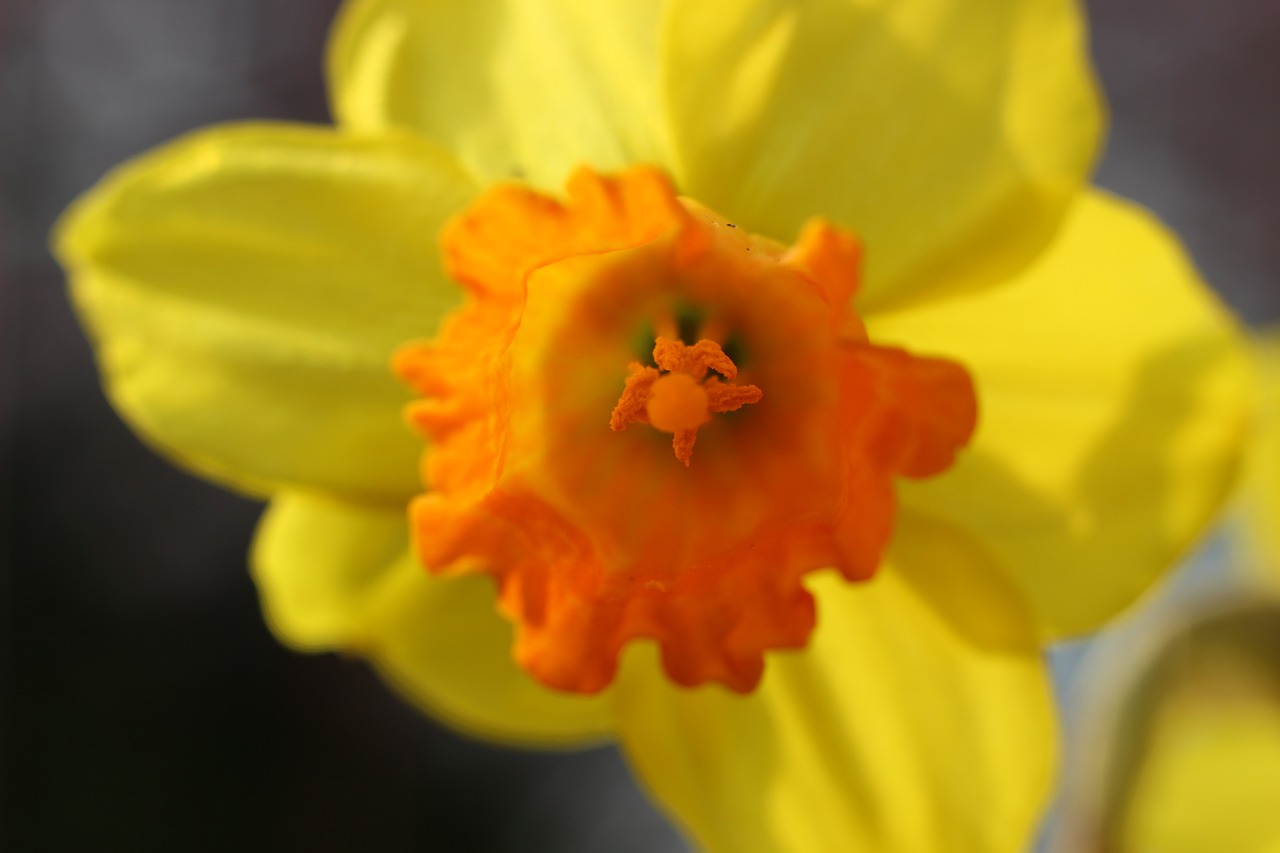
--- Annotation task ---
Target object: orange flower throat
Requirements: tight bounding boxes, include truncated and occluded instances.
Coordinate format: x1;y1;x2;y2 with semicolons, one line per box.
395;166;977;694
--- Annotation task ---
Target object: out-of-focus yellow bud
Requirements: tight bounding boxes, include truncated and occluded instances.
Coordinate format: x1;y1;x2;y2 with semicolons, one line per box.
1057;600;1280;853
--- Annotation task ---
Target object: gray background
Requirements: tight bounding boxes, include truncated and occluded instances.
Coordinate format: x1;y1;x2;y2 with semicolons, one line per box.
2;1;1276;850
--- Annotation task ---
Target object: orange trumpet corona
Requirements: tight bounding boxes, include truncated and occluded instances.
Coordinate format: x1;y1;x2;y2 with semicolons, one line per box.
395;166;977;694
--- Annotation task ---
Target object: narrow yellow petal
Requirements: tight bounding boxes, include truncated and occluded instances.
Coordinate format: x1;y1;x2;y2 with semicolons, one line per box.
329;0;668;190
252;492;615;745
54;123;476;502
664;0;1102;310
875;190;1251;638
612;513;1054;853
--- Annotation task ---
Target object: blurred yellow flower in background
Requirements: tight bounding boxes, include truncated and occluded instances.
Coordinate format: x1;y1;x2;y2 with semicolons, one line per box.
53;0;1249;850
1054;601;1280;853
1241;332;1280;579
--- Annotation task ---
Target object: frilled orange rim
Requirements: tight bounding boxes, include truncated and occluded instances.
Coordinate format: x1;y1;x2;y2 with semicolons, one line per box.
394;166;977;694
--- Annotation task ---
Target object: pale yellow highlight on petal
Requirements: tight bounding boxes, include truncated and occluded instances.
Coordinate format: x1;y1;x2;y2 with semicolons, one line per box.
54;123;476;502
663;0;1103;310
329;0;668;190
611;513;1054;853
252;491;615;745
875;190;1250;639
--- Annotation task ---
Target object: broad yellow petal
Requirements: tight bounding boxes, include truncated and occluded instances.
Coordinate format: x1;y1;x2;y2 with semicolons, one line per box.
253;491;615;745
54;123;476;502
664;0;1102;310
329;0;667;190
612;513;1053;853
875;190;1250;638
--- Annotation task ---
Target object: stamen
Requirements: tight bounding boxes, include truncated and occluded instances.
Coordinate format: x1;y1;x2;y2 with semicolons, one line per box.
610;336;762;465
609;364;660;431
655;338;738;380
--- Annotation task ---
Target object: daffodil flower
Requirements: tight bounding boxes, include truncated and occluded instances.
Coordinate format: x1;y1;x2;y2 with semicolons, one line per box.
54;1;1248;850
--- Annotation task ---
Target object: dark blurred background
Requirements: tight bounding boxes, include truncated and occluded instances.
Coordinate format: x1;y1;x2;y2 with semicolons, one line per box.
2;1;1277;851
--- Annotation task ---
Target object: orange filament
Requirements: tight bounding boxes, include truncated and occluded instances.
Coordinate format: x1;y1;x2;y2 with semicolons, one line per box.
394;166;977;695
610;337;762;465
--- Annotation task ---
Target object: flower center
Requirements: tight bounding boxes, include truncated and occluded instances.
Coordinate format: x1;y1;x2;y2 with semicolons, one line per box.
610;337;762;465
394;166;977;694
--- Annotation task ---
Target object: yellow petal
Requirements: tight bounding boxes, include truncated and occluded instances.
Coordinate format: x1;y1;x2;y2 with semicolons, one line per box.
663;0;1102;310
875;190;1250;639
252;491;615;745
54;123;476;502
329;0;667;190
612;513;1054;853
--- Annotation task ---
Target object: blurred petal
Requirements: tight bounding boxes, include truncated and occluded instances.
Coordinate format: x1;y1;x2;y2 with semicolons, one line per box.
612;513;1053;853
1059;603;1280;853
54;123;476;502
1241;331;1280;579
329;0;667;189
252;491;614;744
664;0;1102;310
1122;694;1280;853
875;191;1250;638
